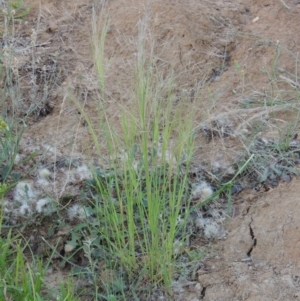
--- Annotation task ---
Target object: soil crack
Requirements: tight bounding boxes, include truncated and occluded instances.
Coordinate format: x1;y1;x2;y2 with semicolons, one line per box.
200;287;206;299
246;219;257;258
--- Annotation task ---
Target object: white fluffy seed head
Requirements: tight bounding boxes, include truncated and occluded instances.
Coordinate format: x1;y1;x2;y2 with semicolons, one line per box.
36;178;50;189
14;182;37;204
36;198;51;213
225;166;236;175
76;165;92;181
195;216;220;238
173;239;184;255
191;181;213;201
14;154;21;165
201;186;214;200
68;204;88;220
3;200;12;213
212;161;221;172
39;168;51;179
195;216;206;229
204;221;219;239
64;169;76;184
19;204;32;216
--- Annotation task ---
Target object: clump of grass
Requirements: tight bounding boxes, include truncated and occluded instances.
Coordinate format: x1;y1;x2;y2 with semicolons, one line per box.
73;9;198;298
0;0;59;120
0;123;45;300
0;213;44;300
0;229;81;300
0;117;24;185
77;22;300;299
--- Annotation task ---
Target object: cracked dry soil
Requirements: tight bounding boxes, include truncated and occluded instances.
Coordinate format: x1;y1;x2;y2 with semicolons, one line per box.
197;180;300;301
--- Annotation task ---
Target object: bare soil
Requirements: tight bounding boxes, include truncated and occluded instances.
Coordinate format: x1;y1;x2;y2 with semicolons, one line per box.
3;0;300;300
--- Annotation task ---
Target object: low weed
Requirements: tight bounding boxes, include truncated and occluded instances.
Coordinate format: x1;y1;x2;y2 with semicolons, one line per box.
231;39;300;189
0;117;24;186
0;229;80;300
0;0;30;34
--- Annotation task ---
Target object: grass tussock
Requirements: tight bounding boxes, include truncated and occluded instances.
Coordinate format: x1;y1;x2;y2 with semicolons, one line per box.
73;10;198;295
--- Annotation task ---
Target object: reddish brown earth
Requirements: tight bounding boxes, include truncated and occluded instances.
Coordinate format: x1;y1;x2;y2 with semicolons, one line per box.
3;0;300;300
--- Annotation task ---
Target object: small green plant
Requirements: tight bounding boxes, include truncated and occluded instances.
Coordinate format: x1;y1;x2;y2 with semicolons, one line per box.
0;0;30;31
0;232;45;300
0;117;24;185
0;118;8;131
50;278;82;301
0;182;8;198
0;229;81;301
9;0;30;17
